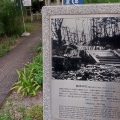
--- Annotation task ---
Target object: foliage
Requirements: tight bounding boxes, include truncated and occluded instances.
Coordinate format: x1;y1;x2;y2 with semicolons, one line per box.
17;106;32;120
24;17;31;23
0;21;41;57
28;54;43;85
0;22;4;36
0;37;16;57
0;98;18;120
26;105;43;120
0;0;23;36
0;44;9;57
11;43;43;96
11;68;41;96
0;98;43;120
37;42;42;53
25;22;41;33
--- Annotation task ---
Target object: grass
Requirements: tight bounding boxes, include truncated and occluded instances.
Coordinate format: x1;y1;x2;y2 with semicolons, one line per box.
25;22;41;33
0;97;43;120
0;37;16;57
0;20;41;57
24;15;41;33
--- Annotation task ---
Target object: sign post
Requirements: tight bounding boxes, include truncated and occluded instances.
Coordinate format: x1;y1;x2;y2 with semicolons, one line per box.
21;0;31;36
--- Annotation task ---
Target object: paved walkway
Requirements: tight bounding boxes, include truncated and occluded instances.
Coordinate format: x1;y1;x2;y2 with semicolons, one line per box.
0;22;42;106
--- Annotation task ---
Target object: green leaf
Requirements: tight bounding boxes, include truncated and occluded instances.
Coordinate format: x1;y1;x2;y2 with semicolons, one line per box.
16;70;21;78
10;86;19;91
32;91;36;96
35;85;40;91
17;86;23;94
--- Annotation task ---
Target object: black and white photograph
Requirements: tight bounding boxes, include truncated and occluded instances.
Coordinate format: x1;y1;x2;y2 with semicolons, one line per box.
51;16;120;82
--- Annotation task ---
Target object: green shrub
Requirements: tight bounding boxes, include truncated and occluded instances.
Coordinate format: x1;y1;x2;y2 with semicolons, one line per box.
0;22;4;36
26;105;43;120
11;54;43;96
11;67;41;96
0;44;9;57
0;0;23;36
28;54;43;85
0;37;16;57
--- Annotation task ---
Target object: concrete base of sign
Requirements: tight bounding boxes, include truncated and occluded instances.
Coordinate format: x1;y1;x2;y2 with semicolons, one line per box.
21;32;30;37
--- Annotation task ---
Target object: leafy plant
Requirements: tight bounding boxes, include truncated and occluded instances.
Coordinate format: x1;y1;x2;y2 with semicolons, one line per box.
26;105;43;120
11;42;43;96
11;68;41;96
28;54;43;85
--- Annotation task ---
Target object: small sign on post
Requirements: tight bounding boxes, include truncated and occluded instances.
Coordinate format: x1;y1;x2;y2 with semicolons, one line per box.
63;0;83;5
23;0;32;6
20;0;30;36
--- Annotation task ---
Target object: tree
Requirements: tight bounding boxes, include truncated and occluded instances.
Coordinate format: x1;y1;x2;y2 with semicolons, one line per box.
0;0;23;36
51;18;63;45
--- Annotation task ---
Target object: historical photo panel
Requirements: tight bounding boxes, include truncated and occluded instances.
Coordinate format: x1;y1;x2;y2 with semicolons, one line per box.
51;16;120;82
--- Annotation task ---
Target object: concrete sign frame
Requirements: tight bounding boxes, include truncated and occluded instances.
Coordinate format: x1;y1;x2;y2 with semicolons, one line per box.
42;4;120;120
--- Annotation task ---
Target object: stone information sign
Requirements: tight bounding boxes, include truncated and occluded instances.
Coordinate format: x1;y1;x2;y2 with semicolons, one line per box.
42;4;120;120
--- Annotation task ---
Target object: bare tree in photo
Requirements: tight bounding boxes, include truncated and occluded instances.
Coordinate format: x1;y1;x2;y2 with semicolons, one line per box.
51;18;63;45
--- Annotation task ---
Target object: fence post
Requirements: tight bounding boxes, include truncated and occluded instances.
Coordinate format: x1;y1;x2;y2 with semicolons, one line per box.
36;11;39;20
45;0;48;5
31;12;33;22
57;0;60;5
48;0;51;5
